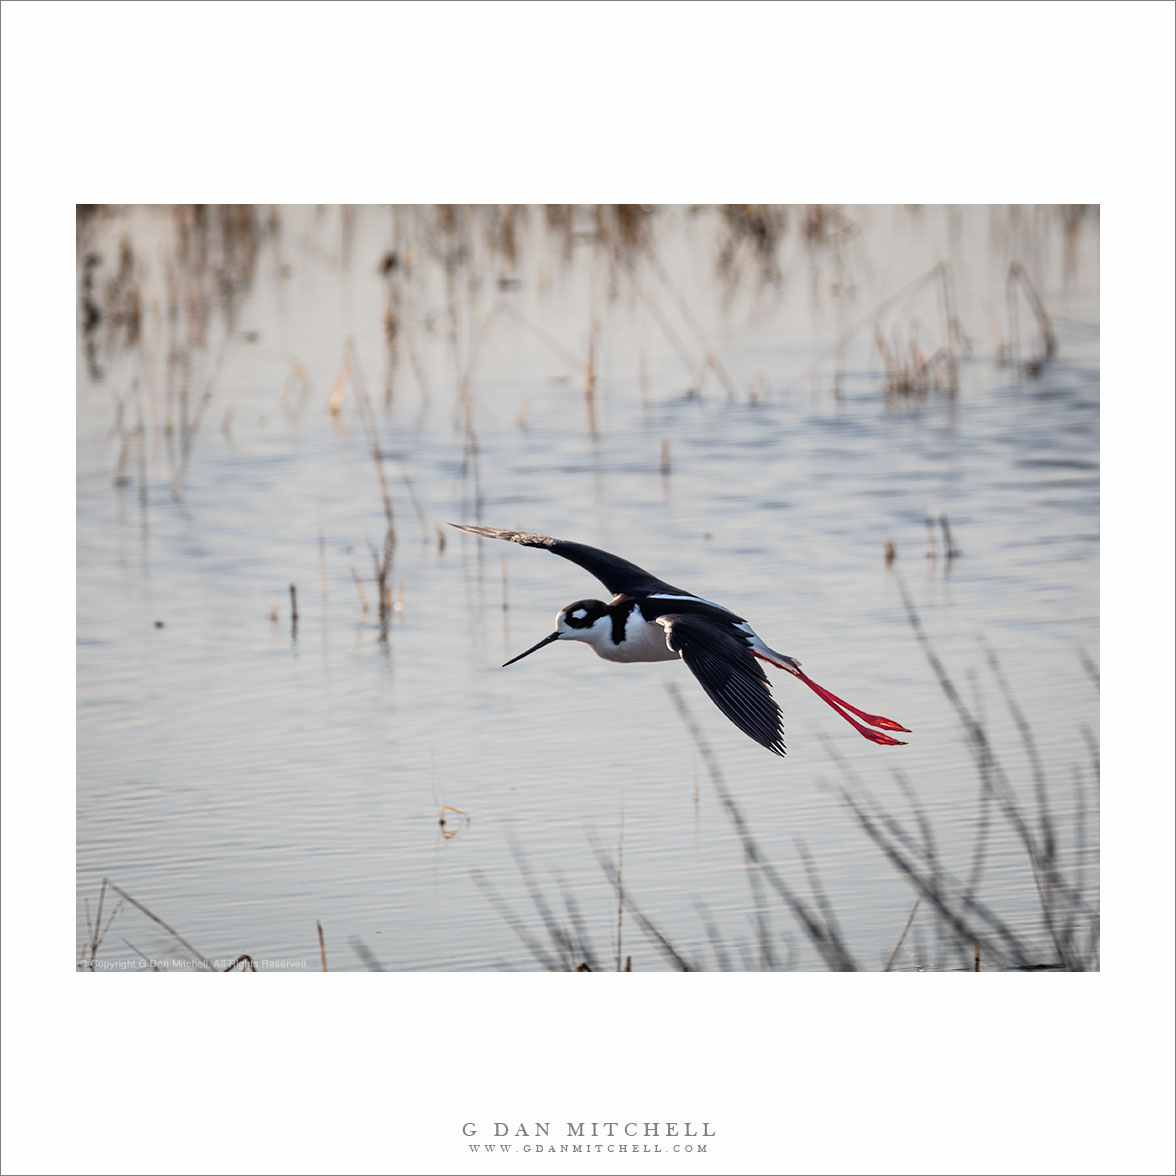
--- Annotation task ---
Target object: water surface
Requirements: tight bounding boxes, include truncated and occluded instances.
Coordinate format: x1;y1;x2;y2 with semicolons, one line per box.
76;205;1099;970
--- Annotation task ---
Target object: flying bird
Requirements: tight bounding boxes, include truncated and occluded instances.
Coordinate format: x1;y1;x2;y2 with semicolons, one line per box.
452;525;909;756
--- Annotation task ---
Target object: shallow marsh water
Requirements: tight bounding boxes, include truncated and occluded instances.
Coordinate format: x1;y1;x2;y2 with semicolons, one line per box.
76;205;1099;971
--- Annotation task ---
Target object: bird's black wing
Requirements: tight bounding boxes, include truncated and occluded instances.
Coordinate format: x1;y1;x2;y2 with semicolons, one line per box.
450;525;690;596
658;613;786;756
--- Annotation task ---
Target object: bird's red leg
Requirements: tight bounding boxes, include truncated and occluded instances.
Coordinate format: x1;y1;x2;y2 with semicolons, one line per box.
793;669;910;741
807;690;908;745
752;654;910;746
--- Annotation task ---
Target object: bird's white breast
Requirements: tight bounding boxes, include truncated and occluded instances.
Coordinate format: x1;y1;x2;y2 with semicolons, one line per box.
591;606;678;663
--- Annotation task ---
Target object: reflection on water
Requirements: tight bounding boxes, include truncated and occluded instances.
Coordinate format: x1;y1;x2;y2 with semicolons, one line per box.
76;205;1099;971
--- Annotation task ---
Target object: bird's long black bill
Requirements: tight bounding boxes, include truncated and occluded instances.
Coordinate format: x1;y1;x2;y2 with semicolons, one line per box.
502;632;560;667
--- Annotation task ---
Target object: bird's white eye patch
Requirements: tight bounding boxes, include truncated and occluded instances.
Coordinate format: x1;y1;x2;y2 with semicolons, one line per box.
569;608;587;620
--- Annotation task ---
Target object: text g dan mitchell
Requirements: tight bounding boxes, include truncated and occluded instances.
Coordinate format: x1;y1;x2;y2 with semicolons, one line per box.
462;1122;714;1139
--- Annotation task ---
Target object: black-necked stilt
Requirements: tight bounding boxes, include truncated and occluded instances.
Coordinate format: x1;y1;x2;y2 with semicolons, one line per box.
452;525;909;757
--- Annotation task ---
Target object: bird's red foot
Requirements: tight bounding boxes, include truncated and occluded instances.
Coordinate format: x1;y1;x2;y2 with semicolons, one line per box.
793;668;910;745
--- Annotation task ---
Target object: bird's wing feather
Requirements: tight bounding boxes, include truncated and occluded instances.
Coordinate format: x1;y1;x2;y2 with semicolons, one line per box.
449;524;688;596
658;613;786;756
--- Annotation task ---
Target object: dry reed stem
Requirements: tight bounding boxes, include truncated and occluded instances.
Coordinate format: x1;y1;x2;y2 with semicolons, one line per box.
104;881;216;970
584;325;598;433
319;535;327;617
400;471;429;543
635;284;698;380
347;340;396;536
82;878;124;970
789;261;961;397
497;299;585;372
593;843;692;971
665;683;858;970
281;358;311;422
350;567;369;613
884;899;921;971
615;803;625;972
1006;261;1057;375
171;328;231;499
648;257;741;399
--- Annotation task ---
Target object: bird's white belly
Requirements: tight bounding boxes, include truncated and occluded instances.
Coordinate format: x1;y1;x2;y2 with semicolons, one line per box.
595;614;678;663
